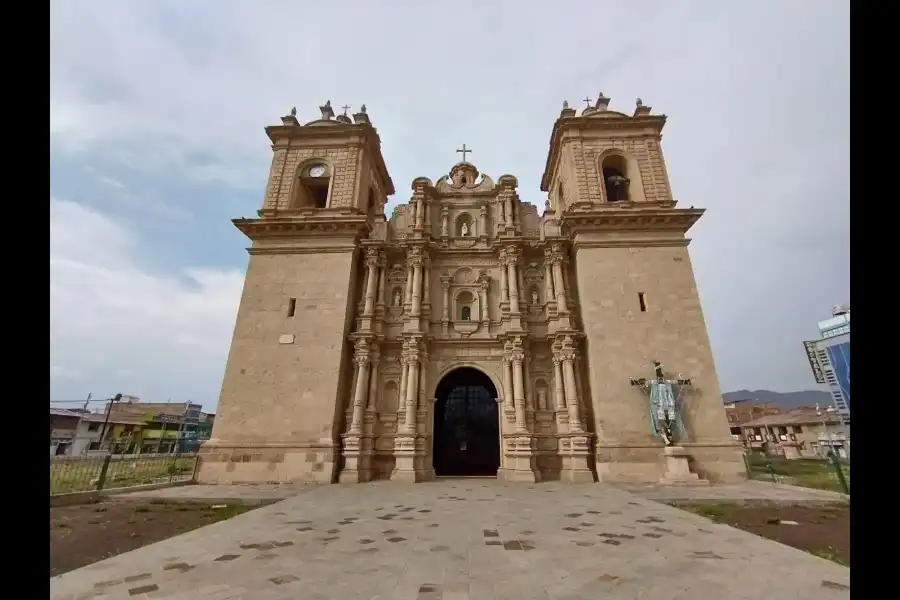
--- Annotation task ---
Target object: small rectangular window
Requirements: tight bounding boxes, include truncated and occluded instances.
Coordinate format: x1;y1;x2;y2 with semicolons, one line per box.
638;292;647;312
287;297;296;318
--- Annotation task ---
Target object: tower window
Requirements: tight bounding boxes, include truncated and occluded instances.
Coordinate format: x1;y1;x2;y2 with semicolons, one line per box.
461;306;472;321
601;155;630;202
293;162;331;209
287;297;296;317
638;292;647;312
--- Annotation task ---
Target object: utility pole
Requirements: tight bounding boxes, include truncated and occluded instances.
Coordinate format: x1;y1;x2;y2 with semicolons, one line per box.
97;393;122;452
73;392;91;455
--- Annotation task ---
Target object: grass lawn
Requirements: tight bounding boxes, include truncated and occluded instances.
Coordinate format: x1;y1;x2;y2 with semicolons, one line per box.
51;498;266;576
746;454;850;494
673;501;850;567
50;455;198;495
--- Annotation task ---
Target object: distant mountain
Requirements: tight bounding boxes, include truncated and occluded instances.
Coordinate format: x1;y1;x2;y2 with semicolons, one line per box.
722;389;833;409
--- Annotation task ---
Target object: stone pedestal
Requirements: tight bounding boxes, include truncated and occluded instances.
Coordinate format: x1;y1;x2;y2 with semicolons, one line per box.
659;445;708;486
499;435;541;482
338;433;373;483
561;434;594;483
390;435;433;482
781;442;802;460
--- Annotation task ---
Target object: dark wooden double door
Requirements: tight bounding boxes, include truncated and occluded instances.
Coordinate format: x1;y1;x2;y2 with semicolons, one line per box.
433;368;500;477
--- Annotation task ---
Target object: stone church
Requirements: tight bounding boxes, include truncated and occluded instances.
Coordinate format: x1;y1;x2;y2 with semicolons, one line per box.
197;95;745;485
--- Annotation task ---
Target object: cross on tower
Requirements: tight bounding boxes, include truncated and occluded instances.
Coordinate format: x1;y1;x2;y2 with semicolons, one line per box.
582;96;593;108
456;144;472;162
341;104;351;115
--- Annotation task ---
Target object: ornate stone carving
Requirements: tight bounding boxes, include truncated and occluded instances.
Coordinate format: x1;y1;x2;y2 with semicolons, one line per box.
364;247;381;267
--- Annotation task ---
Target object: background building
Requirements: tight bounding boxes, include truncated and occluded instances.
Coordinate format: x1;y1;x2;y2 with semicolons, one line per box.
49;397;213;456
802;305;850;424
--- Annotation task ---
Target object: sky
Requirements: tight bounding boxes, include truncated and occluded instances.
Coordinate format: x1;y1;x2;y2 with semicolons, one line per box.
50;0;850;410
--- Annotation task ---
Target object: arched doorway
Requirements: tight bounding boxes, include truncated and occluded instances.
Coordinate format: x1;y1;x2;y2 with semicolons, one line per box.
433;367;500;477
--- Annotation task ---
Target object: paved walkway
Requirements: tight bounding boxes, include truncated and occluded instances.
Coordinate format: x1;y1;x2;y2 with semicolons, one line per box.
52;481;850;600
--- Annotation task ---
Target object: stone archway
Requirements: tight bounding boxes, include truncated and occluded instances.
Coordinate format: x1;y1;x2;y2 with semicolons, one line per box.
433;367;500;477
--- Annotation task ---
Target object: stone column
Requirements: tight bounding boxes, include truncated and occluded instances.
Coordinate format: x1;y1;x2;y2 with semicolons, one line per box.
424;200;430;229
350;355;370;434
404;356;420;433
544;260;555;302
523;356;534;413
502;358;514;415
504;197;513;228
415;198;424;229
552;259;569;313
517;264;527;307
441;281;450;321
507;261;520;314
422;263;430;308
552;357;566;412
404;265;414;305
563;357;583;433
363;253;379;316
366;356;380;411
411;260;423;316
440;208;449;237
479;205;487;236
500;261;509;303
479;283;489;323
398;357;409;412
377;260;387;305
512;355;526;433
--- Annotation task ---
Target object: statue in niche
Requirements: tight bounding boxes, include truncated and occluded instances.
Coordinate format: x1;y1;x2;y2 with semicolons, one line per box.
393;290;402;306
537;389;548;411
461;223;469;236
531;290;539;305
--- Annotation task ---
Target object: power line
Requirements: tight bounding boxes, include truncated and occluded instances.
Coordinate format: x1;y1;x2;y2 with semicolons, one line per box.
49;399;112;404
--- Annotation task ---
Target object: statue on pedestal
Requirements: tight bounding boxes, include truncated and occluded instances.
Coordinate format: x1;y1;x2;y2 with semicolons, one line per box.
630;361;692;447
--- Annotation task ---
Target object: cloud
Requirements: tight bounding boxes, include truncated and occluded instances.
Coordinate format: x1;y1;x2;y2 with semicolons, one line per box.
50;198;244;403
50;0;849;403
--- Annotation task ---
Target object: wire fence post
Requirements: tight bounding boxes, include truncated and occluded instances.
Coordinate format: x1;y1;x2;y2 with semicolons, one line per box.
828;451;850;495
96;454;112;490
742;451;753;480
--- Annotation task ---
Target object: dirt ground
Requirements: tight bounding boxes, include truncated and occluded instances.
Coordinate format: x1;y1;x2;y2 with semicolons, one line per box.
672;501;850;566
50;498;261;576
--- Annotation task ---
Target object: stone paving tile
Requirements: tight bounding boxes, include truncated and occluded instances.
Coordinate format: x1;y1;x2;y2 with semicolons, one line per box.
51;481;849;600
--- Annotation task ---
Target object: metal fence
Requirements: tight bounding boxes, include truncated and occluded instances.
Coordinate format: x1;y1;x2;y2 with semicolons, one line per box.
50;452;198;496
743;451;850;495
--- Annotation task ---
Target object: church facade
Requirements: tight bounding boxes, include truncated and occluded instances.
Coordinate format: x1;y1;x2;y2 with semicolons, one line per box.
196;95;745;485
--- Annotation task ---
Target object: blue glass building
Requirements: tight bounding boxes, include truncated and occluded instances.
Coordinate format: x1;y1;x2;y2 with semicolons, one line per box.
803;306;850;424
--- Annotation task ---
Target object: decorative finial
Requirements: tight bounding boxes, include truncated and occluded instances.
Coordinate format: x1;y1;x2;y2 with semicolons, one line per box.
595;93;611;111
636;98;643;107
290;106;297;117
562;100;569;109
319;100;335;120
360;104;367;114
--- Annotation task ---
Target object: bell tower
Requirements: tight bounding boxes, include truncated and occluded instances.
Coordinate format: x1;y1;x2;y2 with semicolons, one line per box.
540;94;743;482
197;102;395;484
